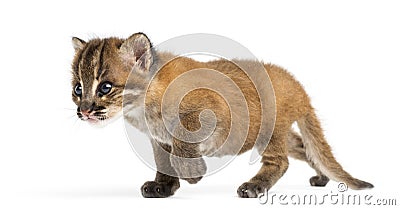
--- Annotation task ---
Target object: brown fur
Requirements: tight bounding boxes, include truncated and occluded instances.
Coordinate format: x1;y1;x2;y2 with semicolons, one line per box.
71;33;373;198
145;56;373;197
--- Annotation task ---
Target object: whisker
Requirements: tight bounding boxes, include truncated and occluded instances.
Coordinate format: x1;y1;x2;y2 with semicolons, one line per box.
66;114;78;119
72;117;80;127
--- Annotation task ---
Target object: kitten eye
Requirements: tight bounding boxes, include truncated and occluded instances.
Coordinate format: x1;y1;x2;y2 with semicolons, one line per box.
74;83;82;96
98;82;112;96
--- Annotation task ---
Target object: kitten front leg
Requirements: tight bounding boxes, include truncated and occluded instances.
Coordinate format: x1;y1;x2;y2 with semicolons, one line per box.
141;140;180;198
170;139;207;184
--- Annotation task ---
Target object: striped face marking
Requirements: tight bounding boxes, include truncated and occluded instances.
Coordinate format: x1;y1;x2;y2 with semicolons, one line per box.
76;40;106;99
91;80;99;98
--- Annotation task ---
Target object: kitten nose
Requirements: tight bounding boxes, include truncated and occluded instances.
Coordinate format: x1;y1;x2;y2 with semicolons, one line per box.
81;109;91;117
80;102;95;116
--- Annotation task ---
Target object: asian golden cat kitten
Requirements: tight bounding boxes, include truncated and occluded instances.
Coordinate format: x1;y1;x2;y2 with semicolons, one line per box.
71;32;373;198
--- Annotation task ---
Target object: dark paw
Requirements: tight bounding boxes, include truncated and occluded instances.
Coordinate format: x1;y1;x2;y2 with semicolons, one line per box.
182;176;203;184
141;181;176;198
237;182;266;198
309;175;329;187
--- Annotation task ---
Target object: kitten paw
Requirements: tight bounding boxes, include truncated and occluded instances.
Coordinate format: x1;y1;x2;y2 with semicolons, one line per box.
141;181;179;198
309;175;329;187
182;176;203;184
237;182;267;198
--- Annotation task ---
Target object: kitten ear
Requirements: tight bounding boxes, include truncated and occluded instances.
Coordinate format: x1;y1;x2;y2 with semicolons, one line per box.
72;37;86;51
119;32;153;72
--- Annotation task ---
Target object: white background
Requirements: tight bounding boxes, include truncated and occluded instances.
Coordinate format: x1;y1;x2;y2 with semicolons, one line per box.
0;0;399;209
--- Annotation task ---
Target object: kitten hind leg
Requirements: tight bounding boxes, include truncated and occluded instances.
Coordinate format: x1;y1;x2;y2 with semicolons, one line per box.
237;130;289;198
287;129;329;187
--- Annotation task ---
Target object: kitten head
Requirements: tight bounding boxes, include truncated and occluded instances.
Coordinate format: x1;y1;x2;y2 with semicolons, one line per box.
71;33;153;126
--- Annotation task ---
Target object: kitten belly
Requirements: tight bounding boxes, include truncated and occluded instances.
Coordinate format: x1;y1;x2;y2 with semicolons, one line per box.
124;107;246;157
199;132;245;157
